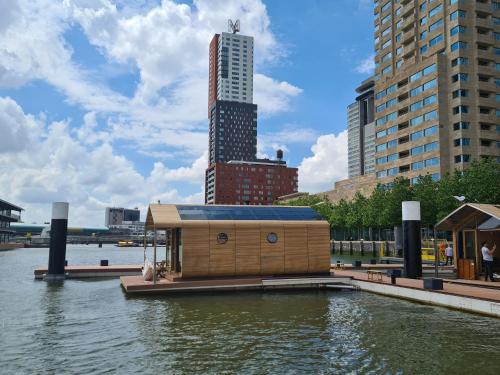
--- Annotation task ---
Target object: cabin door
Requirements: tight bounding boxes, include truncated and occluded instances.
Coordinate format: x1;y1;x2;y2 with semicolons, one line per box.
170;228;182;273
458;230;476;280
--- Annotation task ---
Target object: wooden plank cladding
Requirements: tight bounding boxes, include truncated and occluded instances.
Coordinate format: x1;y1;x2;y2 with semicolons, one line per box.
307;225;331;273
181;225;209;277
209;223;236;276
235;224;260;275
181;222;330;278
260;225;285;275
284;225;309;273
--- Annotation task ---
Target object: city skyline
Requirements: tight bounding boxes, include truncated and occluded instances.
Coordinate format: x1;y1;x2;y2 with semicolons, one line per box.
0;0;375;225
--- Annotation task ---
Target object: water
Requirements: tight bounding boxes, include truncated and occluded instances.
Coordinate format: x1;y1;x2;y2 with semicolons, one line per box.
1;245;500;374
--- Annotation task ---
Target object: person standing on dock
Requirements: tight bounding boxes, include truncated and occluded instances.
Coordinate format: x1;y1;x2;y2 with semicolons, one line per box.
445;244;453;266
481;242;496;282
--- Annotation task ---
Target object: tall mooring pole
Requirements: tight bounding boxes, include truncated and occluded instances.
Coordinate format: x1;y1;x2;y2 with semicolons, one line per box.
402;201;422;279
46;202;69;280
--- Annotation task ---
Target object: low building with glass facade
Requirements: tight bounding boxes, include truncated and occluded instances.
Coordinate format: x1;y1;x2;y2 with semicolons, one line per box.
0;198;23;244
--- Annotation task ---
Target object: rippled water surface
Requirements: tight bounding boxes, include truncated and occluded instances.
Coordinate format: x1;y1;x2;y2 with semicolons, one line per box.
1;245;500;374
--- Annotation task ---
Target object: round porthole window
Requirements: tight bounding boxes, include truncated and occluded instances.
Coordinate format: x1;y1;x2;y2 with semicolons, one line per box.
217;232;228;244
267;232;278;244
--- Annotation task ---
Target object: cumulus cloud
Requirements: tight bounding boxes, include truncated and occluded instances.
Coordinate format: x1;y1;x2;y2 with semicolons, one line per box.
0;97;40;153
65;0;292;110
0;1;305;224
0;0;301;153
0;96;204;226
297;131;348;193
355;54;375;74
254;74;302;115
257;125;317;159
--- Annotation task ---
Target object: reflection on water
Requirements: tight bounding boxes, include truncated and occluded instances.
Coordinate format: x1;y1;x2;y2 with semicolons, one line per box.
1;245;500;374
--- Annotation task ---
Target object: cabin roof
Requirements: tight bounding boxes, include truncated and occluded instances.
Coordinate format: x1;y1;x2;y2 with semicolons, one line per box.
145;204;327;229
435;203;500;231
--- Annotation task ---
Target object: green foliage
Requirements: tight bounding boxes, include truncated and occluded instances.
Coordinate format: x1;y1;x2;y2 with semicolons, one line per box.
411;174;438;226
384;177;412;226
282;158;500;234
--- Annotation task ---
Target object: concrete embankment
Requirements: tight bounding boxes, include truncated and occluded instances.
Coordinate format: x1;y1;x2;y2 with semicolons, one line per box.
335;269;500;318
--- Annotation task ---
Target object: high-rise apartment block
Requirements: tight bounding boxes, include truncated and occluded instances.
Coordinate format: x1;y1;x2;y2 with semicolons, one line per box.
208;100;257;164
372;0;499;184
205;22;298;205
208;32;254;107
348;78;376;178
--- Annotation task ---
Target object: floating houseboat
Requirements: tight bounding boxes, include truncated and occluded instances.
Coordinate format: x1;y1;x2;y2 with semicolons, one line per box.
142;204;331;280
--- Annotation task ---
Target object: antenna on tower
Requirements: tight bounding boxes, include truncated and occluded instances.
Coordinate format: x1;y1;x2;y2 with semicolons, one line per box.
228;19;240;34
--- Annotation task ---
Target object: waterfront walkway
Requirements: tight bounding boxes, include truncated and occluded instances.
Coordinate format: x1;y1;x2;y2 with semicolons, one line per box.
335;269;500;317
334;269;500;302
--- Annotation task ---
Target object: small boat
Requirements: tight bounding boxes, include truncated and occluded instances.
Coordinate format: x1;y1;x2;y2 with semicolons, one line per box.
116;240;135;247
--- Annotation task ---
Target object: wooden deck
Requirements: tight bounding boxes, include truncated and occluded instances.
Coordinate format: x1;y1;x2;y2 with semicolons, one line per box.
336;263;455;271
334;269;500;304
120;275;354;294
34;264;142;279
32;262;455;280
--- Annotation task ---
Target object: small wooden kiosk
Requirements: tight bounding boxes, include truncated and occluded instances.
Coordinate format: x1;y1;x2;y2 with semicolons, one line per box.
144;204;331;279
435;204;500;280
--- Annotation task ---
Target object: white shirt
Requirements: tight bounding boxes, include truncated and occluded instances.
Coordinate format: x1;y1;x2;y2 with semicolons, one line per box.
482;246;493;262
445;246;453;257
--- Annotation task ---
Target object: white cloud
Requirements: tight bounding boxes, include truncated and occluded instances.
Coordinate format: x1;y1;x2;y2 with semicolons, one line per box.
0;96;205;226
0;97;40;152
65;0;292;111
355;54;375;74
257;125;317;159
0;1;305;224
297;131;348;193
0;0;302;160
254;74;302;115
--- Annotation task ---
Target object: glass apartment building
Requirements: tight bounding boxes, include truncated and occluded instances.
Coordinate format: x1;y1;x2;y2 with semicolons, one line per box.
373;0;500;184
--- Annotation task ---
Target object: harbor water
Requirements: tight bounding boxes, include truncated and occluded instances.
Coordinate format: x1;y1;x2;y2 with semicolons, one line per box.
1;245;500;374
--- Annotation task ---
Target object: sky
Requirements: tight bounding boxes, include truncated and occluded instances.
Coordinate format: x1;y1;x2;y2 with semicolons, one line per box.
0;0;375;226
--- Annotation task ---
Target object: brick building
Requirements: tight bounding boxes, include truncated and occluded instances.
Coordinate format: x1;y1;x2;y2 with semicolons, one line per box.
205;161;298;205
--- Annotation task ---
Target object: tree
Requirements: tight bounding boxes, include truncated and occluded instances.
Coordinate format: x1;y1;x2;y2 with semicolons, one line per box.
461;158;500;204
364;185;389;239
330;199;351;239
384;177;412;226
411;174;438;227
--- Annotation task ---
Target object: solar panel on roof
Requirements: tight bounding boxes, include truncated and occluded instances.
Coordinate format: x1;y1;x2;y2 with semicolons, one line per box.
175;205;325;221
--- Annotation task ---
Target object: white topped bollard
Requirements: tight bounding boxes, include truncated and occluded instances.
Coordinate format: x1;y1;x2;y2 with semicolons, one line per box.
45;202;69;280
402;201;422;279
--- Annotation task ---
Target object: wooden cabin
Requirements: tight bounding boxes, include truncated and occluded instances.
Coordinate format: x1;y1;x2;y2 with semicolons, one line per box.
144;204;331;279
436;203;500;280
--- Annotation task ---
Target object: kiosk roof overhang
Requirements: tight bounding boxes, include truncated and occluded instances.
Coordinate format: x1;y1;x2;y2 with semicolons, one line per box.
145;204;328;229
435;203;500;231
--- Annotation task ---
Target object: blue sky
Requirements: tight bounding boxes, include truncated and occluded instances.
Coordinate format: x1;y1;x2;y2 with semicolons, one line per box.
0;0;374;225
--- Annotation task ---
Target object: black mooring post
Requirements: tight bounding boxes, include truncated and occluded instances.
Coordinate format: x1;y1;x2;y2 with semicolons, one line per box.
46;202;69;280
402;201;422;279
